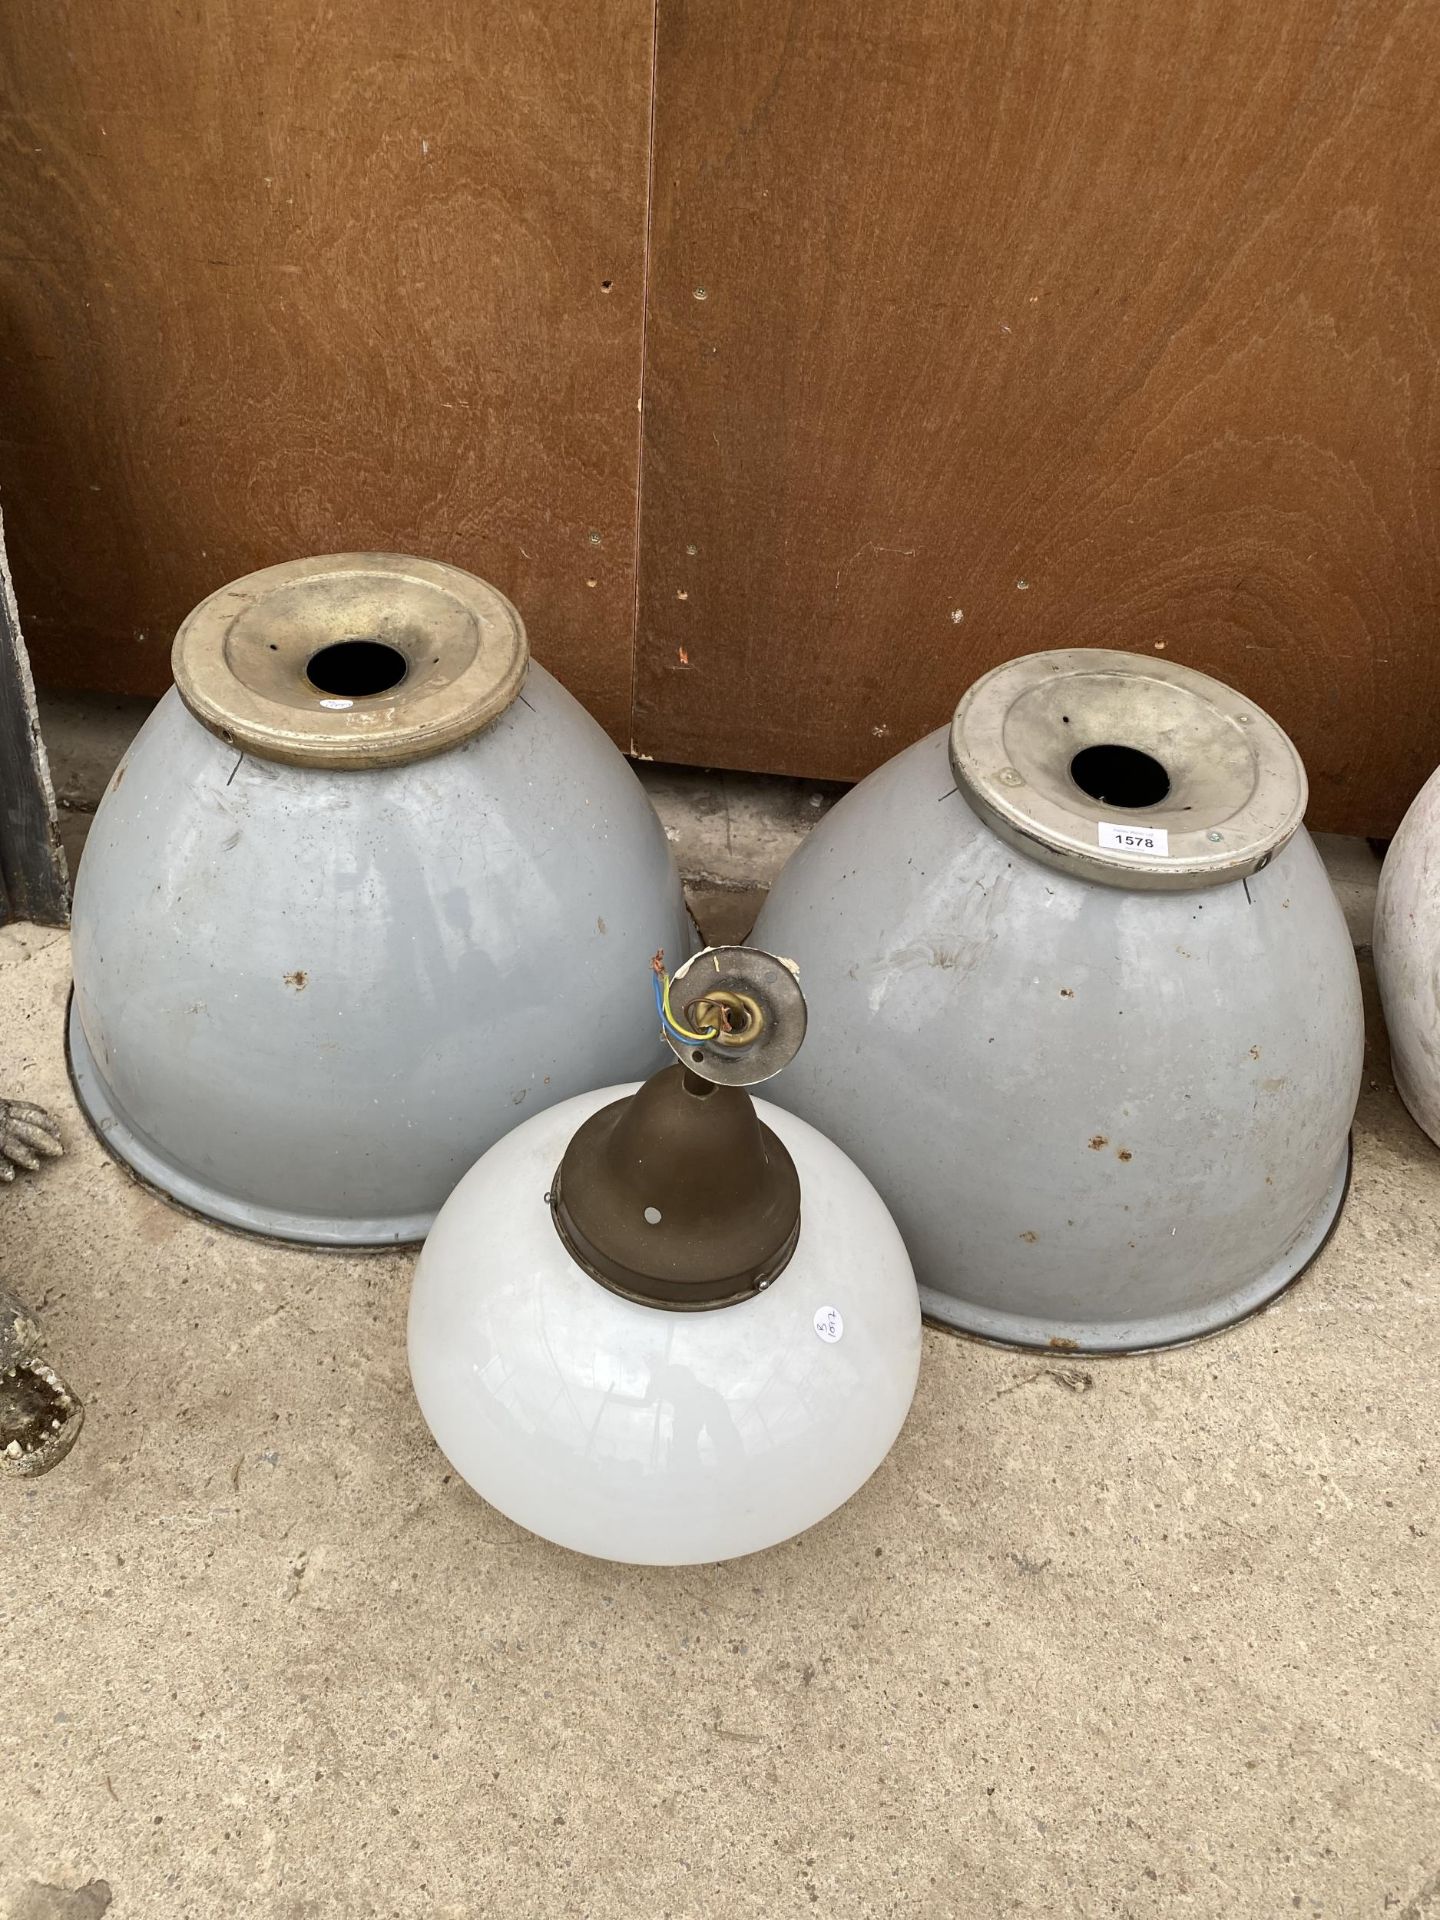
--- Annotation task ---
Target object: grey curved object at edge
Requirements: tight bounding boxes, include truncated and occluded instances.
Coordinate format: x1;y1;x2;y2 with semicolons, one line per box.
69;667;692;1246
752;725;1362;1353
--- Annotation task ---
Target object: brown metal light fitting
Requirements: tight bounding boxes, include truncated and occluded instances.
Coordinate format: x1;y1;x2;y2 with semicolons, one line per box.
549;947;808;1310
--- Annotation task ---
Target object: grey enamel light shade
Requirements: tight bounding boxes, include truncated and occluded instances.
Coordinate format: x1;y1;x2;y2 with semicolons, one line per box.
752;649;1363;1353
68;554;693;1246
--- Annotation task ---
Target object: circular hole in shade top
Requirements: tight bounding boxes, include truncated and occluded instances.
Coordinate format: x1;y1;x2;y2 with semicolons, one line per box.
1069;743;1171;809
306;639;408;697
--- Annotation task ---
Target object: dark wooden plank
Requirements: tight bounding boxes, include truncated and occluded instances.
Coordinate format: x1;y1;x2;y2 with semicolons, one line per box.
0;0;654;739
0;507;67;925
635;0;1440;834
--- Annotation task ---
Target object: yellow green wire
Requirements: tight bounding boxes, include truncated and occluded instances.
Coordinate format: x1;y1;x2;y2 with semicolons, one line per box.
651;956;718;1044
664;971;717;1042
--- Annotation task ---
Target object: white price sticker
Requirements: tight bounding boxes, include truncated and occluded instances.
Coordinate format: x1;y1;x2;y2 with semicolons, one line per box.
1098;821;1168;857
814;1305;844;1344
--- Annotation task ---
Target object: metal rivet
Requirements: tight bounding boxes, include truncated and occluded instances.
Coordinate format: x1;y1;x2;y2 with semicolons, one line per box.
693;286;708;301
587;530;603;547
998;767;1024;787
1207;832;1223;843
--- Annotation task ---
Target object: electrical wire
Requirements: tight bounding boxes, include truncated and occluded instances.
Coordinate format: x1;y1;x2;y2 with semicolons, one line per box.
651;953;717;1046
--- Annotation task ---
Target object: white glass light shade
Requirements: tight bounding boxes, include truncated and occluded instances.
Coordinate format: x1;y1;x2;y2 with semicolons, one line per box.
407;1085;922;1565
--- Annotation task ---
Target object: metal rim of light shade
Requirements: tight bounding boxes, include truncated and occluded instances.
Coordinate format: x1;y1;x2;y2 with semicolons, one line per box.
914;1134;1353;1357
64;987;437;1247
172;552;529;769
950;647;1308;892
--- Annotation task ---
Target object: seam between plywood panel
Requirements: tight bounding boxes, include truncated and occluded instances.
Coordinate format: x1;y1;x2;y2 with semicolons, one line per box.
627;0;663;755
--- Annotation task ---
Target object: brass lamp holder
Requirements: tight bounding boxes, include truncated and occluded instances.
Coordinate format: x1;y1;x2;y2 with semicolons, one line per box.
549;948;807;1311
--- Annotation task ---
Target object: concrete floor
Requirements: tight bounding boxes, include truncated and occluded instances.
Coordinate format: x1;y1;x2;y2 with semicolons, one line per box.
1;899;1438;1918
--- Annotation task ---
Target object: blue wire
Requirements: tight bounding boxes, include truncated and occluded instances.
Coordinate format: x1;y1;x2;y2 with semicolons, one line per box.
653;969;714;1049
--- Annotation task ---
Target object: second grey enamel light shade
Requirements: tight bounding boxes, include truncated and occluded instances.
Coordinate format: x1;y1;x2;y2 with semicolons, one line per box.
752;649;1363;1353
68;554;693;1246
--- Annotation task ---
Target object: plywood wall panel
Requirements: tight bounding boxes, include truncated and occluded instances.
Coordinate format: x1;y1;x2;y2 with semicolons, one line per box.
0;0;653;734
635;0;1440;833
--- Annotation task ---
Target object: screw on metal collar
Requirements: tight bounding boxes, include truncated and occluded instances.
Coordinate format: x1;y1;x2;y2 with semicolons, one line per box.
549;945;809;1310
948;648;1308;892
172;553;529;770
548;1067;802;1312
